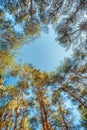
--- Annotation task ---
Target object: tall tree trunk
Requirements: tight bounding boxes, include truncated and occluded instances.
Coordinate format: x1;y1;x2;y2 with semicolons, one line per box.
30;0;33;18
58;100;68;130
14;106;20;130
73;0;87;16
68;0;87;22
9;108;14;130
22;89;25;101
5;109;14;130
37;86;53;130
37;89;47;130
0;108;7;129
20;112;25;130
6;125;9;130
61;84;87;108
70;70;87;79
20;88;26;130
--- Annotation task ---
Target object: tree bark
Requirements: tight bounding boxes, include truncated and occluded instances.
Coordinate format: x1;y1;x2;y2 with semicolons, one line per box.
30;0;33;18
9;108;14;129
37;86;53;130
61;84;87;108
58;100;68;130
14;106;20;130
70;70;87;79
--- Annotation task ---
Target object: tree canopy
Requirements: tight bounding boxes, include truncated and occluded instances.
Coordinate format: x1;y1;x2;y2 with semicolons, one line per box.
0;0;87;130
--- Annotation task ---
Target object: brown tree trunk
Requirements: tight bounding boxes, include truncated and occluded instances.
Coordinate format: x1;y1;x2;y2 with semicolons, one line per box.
62;84;87;108
14;106;20;130
71;70;87;79
22;89;25;100
38;92;47;130
9;108;14;130
58;100;68;130
20;113;25;130
37;86;53;130
6;109;14;130
1;110;9;130
30;0;33;18
20;89;26;130
68;0;87;22
74;1;87;16
6;124;9;130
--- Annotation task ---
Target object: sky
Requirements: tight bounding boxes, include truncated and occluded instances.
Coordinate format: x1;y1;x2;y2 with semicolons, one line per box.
15;25;72;72
3;10;72;72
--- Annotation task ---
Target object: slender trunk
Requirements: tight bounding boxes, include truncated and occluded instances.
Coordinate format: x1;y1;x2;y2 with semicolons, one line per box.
37;91;47;130
46;120;53;130
69;29;80;36
6;109;14;130
20;112;25;130
0;109;6;129
62;85;87;108
9;108;14;130
37;86;53;130
0;123;3;130
71;70;87;79
58;100;68;130
18;88;25;130
20;89;25;106
77;80;87;87
1;110;9;130
6;125;9;130
22;89;24;100
58;81;87;108
40;95;52;130
68;1;87;22
21;0;27;7
30;0;33;18
74;1;87;16
14;106;20;130
2;108;7;120
40;93;52;130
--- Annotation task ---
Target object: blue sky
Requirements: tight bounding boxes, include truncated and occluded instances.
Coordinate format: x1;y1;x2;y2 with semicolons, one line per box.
6;24;72;86
3;10;72;72
16;25;72;72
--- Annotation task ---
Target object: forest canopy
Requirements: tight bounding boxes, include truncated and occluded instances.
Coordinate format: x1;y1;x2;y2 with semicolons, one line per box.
0;0;87;130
